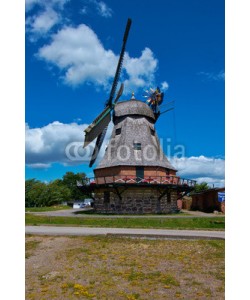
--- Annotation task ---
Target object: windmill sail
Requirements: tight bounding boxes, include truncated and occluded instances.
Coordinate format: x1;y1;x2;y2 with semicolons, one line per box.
83;107;111;147
114;83;124;104
83;107;111;148
85;18;132;167
106;19;132;107
89;125;109;167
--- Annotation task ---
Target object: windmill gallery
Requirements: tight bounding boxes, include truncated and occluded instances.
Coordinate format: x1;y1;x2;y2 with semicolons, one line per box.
77;19;196;214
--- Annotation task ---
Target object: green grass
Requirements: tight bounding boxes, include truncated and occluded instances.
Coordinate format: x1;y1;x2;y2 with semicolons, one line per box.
25;214;225;230
25;205;71;212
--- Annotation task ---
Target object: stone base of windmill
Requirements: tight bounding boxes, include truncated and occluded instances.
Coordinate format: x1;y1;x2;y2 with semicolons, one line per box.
93;188;179;214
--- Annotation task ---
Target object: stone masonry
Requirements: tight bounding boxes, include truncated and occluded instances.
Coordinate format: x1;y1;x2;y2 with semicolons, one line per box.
93;187;178;214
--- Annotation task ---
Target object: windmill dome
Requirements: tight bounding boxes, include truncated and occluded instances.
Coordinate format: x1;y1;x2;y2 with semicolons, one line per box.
113;99;155;122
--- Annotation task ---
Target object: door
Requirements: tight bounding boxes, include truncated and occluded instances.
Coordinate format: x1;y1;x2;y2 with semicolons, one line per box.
136;166;144;182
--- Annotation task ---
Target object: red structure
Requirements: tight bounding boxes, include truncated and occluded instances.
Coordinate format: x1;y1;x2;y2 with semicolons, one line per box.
191;187;225;213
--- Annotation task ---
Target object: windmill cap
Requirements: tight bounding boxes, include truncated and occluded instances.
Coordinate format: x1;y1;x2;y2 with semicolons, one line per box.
114;99;155;121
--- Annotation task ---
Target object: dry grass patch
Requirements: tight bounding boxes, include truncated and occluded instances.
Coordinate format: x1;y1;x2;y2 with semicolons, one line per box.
25;239;42;259
26;235;224;299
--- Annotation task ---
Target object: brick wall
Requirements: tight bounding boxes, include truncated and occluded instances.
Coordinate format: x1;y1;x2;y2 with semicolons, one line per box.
191;188;225;213
94;166;177;184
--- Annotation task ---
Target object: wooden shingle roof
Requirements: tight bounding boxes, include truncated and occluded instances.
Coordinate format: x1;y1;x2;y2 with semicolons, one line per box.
95;99;177;171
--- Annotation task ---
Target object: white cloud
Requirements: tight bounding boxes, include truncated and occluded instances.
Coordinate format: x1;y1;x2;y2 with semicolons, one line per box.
37;25;160;93
198;70;225;81
193;177;225;188
37;24;117;86
96;1;113;18
161;81;169;91
26;0;164;94
25;0;69;37
25;120;113;168
123;48;158;93
25;0;69;11
26;163;51;169
26;121;88;167
87;0;113;18
27;8;60;34
170;155;225;187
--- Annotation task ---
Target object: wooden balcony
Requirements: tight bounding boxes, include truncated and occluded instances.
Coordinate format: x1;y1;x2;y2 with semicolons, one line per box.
77;174;196;188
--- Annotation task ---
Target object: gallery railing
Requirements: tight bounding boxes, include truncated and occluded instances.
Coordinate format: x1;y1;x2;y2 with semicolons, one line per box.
77;175;196;187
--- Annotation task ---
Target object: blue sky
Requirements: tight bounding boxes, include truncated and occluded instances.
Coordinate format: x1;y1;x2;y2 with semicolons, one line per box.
25;0;225;186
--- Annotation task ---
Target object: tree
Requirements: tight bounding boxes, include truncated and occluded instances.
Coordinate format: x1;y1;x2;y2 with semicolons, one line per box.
25;179;47;207
192;182;210;194
25;171;87;207
46;180;71;206
62;172;87;200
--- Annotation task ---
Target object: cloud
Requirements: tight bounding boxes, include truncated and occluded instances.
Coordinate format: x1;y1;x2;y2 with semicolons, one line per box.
25;0;69;37
26;122;225;187
26;163;51;169
86;0;113;18
25;121;88;167
26;8;60;34
26;1;166;94
170;155;225;187
25;0;40;12
25;0;69;11
123;48;158;93
37;24;118;86
95;1;113;18
160;81;169;91
193;177;225;188
81;6;88;15
198;70;225;81
25;121;113;168
37;25;160;93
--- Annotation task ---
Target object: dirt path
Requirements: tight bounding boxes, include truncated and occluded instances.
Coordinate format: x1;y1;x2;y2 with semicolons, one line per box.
26;235;225;300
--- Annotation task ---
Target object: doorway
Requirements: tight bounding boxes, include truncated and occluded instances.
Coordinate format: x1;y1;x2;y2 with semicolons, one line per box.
136;166;144;182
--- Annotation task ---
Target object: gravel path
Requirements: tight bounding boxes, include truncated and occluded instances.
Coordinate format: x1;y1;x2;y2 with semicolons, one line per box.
26;225;225;240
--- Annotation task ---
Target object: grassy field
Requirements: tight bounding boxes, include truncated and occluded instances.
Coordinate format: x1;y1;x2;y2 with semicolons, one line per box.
25;214;225;230
26;235;225;299
25;206;71;212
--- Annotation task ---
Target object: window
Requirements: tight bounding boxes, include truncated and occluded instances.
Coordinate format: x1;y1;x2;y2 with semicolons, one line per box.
150;128;155;136
133;142;141;150
116;128;121;135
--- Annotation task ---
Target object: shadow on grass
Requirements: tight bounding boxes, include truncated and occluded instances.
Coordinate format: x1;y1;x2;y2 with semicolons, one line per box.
74;209;185;216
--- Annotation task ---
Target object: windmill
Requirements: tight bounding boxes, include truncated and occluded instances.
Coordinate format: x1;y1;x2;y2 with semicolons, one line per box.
78;19;196;214
83;18;132;167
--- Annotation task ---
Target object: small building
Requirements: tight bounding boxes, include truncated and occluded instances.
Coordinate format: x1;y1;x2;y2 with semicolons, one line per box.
191;187;225;213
